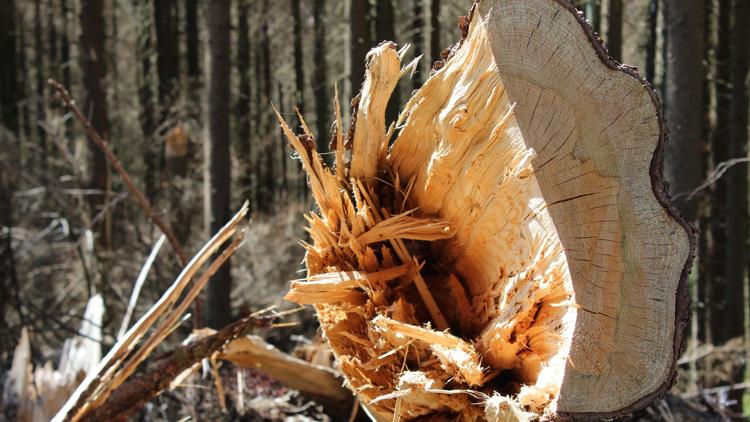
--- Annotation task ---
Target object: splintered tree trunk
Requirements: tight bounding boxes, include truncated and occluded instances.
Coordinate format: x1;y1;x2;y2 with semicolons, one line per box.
79;0;111;219
278;0;692;420
663;0;705;222
205;0;232;329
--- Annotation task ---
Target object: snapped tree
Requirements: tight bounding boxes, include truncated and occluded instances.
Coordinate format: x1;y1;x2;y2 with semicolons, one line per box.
280;0;692;420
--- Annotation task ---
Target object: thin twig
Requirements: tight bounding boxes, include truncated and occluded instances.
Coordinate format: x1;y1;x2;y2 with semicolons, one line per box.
678;157;750;200
118;234;167;339
48;79;188;267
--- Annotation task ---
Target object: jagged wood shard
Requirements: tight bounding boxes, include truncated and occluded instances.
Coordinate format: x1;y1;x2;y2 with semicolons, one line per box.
280;0;692;420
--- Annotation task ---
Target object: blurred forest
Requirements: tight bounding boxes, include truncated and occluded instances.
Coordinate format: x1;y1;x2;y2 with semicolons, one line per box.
1;0;750;420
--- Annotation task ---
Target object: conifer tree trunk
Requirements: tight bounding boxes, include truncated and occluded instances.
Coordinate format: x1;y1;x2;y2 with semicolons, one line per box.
723;0;749;343
34;0;48;179
412;0;425;89
185;0;201;121
79;0;111;219
205;0;232;329
261;13;275;211
376;0;400;126
236;0;252;198
430;0;441;64
350;0;371;99
0;0;19;135
646;0;658;83
312;0;330;161
606;0;622;61
663;0;705;222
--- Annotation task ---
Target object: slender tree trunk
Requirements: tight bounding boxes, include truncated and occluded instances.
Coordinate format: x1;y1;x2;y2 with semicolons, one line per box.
724;0;749;343
79;0;111;221
430;0;441;64
376;0;400;126
60;0;71;91
645;0;658;83
292;0;305;118
47;0;58;79
606;0;622;61
236;0;252;200
254;34;264;210
18;11;32;148
706;0;730;346
205;0;232;329
663;0;705;222
278;81;288;201
185;0;201;120
312;0;331;161
154;0;180;113
261;13;275;212
35;0;48;179
412;0;425;89
0;0;19;135
586;0;601;33
350;0;371;100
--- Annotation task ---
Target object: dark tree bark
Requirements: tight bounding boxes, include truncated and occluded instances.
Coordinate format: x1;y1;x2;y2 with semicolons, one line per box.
185;0;201;122
0;0;19;135
586;0;600;33
312;0;331;161
260;12;275;213
350;0;372;100
18;11;32;145
35;0;48;178
135;0;158;202
663;0;705;222
154;0;180;112
430;0;441;63
292;0;305;118
376;0;400;126
412;0;425;89
705;0;730;346
205;0;233;329
722;0;749;343
79;0;111;219
277;81;288;200
236;0;252;199
254;33;264;209
60;0;71;92
606;0;622;61
645;0;658;83
47;0;58;79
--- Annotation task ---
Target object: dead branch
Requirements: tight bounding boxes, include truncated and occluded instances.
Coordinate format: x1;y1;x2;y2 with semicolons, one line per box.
48;79;188;267
81;314;276;421
52;203;249;422
681;157;750;200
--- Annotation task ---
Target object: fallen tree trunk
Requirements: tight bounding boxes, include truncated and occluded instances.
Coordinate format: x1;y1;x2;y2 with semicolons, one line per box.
278;0;693;420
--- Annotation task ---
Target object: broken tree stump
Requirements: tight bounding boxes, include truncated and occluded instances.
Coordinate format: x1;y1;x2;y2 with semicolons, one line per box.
279;0;693;420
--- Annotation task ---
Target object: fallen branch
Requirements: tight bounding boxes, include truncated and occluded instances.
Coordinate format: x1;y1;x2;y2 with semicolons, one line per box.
80;314;276;421
53;203;249;422
48;79;188;267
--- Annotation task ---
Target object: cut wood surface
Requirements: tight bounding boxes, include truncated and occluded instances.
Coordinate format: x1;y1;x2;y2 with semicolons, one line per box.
279;0;692;420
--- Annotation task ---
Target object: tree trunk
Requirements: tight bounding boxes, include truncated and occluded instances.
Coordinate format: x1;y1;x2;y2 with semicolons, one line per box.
35;0;48;179
0;0;19;135
723;0;749;343
154;0;180;115
185;0;201;122
606;0;622;61
376;0;400;126
18;11;32;147
663;0;705;222
646;0;658;82
430;0;441;64
292;0;305;118
312;0;330;163
236;0;252;200
279;2;692;419
205;0;232;329
412;0;425;89
254;31;264;210
349;0;371;100
260;9;275;213
47;0;58;78
79;0;111;220
134;1;158;202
